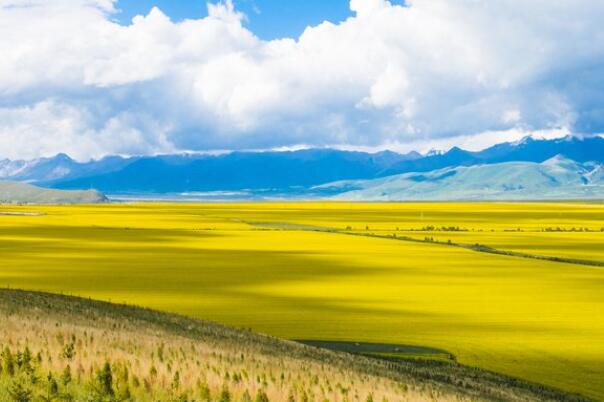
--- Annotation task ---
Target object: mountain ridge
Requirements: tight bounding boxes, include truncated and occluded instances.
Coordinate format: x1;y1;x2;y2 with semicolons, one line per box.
43;148;422;193
1;135;603;195
326;155;604;201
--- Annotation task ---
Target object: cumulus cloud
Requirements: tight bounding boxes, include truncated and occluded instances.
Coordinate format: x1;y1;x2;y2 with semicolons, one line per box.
0;0;603;160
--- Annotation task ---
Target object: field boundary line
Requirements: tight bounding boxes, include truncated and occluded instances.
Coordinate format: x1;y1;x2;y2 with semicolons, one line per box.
245;220;604;268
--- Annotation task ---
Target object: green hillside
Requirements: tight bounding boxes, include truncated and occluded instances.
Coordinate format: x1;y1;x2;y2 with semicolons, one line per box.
0;289;586;402
328;156;604;201
0;180;106;204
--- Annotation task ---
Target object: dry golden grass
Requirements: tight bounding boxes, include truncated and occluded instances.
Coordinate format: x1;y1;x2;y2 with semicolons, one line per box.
0;290;581;402
0;290;473;402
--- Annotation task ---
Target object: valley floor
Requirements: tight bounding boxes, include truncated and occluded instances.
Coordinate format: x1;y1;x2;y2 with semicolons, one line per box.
0;202;603;400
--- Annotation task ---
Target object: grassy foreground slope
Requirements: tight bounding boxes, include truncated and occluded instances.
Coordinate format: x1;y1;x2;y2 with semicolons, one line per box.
0;203;603;399
0;289;579;402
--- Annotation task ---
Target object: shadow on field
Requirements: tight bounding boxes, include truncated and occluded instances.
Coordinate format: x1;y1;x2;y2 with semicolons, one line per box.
297;340;456;361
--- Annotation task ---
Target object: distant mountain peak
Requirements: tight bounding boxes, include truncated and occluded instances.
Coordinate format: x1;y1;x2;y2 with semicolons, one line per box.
542;154;574;164
445;146;469;155
54;153;74;161
37;153;74;163
510;135;535;146
425;149;443;157
541;154;588;175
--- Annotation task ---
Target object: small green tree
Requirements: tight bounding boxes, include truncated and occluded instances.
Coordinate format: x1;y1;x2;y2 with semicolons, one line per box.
171;370;180;390
8;382;32;402
38;373;59;402
62;343;76;360
18;347;33;372
172;394;190;402
3;347;15;376
96;362;114;396
117;385;132;401
219;384;231;402
255;390;269;402
241;390;252;402
131;375;140;389
199;381;211;401
48;373;59;395
61;365;72;385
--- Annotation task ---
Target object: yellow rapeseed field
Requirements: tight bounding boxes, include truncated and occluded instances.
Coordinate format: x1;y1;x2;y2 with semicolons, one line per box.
1;202;603;399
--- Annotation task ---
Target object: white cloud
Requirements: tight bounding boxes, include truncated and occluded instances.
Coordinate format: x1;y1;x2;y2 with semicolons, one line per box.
207;0;244;23
350;0;389;16
0;100;174;160
0;0;604;160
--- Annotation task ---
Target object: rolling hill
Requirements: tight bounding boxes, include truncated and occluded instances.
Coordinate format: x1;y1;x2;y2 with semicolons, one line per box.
326;155;604;201
0;289;585;401
0;180;107;204
379;135;604;177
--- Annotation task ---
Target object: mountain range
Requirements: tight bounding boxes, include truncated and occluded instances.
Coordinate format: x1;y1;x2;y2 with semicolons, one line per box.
378;135;604;176
1;135;604;199
323;155;604;201
46;149;421;193
0;153;133;183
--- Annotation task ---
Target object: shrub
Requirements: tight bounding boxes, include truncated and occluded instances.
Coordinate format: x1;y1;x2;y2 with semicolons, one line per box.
62;342;76;360
172;370;180;390
48;373;59;395
199;381;211;401
96;362;114;396
219;384;231;402
3;347;16;377
241;390;252;402
8;382;33;402
61;365;72;385
255;389;269;402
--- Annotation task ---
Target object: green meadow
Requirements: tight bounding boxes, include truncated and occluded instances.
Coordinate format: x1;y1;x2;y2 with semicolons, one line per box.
1;202;604;400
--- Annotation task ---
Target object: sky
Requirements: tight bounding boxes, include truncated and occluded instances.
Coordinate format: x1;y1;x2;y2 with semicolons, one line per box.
1;0;604;161
114;0;354;39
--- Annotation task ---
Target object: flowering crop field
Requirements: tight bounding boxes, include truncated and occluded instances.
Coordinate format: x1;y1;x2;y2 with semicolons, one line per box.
1;202;603;399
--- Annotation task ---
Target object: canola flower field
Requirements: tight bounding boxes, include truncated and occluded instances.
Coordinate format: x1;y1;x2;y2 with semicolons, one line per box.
1;202;603;400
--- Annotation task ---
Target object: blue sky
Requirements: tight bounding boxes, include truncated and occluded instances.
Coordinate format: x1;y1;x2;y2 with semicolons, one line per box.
114;0;354;39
